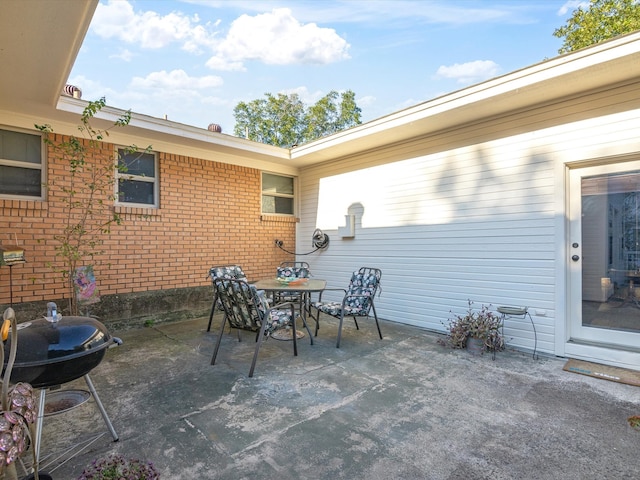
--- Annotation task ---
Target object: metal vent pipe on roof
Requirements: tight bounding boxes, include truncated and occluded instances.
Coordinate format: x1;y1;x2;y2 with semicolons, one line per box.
63;84;82;99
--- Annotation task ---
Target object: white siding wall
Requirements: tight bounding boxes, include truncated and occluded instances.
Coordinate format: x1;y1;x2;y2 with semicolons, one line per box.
297;81;640;356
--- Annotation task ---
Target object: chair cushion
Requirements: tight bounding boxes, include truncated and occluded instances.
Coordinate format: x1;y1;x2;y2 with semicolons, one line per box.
217;280;294;335
312;270;379;317
276;266;310;279
275;267;309;303
209;265;247;281
312;301;369;317
264;308;296;334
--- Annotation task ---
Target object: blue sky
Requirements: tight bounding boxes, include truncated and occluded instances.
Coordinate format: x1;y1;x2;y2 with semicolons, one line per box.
68;0;585;136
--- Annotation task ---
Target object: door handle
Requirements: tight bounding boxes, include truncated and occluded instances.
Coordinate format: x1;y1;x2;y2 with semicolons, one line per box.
572;255;580;262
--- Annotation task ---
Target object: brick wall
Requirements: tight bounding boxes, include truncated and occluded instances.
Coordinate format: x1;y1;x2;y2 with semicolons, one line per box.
0;134;296;313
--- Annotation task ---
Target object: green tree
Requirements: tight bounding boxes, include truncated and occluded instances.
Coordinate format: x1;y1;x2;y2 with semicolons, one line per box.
234;93;305;147
554;0;640;54
233;90;361;147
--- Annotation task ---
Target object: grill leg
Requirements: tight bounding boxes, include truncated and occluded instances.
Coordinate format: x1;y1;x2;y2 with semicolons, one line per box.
84;374;119;441
34;388;46;465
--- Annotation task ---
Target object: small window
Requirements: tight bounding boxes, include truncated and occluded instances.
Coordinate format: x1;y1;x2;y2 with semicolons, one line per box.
262;173;294;215
116;148;158;207
0;128;43;199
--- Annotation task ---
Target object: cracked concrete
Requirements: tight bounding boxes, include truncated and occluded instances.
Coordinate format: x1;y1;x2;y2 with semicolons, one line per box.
33;314;639;479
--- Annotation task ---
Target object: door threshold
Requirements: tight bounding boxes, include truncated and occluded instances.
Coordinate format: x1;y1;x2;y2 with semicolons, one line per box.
565;341;640;371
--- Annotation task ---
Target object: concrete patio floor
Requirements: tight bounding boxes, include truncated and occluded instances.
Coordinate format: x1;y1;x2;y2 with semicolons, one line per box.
32;314;639;479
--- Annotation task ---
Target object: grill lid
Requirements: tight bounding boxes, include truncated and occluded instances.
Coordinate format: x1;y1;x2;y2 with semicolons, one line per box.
4;316;113;366
2;316;118;388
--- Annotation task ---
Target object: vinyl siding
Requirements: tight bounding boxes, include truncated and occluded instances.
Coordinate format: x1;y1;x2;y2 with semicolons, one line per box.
297;80;640;356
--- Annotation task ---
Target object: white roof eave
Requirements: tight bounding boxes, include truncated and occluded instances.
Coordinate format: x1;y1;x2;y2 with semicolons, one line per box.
55;96;291;165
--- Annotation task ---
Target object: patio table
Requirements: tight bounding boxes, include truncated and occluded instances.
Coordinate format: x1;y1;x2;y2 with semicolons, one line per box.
253;278;327;343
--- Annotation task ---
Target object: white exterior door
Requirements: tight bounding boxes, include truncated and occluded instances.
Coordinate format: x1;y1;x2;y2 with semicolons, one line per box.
568;163;640;361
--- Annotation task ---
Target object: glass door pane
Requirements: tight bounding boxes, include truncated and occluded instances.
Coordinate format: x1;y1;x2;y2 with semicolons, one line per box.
572;166;640;347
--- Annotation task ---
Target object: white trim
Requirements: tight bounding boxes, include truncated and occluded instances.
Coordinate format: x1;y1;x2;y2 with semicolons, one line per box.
115;147;159;208
564;342;640;371
554;162;568;357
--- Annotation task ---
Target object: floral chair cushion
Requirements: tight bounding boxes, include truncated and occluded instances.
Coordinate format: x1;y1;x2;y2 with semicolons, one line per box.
312;270;379;317
215;279;295;336
275;265;311;303
276;266;310;279
209;265;247;282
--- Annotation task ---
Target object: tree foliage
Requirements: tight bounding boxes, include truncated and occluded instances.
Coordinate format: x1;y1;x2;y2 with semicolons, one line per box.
553;0;640;54
233;90;361;147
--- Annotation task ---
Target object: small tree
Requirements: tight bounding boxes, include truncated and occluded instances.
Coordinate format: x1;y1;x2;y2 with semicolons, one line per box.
553;0;640;54
36;98;149;315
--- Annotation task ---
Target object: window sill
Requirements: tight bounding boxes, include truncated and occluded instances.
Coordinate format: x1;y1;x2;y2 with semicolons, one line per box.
114;205;161;221
0;198;47;214
260;214;299;223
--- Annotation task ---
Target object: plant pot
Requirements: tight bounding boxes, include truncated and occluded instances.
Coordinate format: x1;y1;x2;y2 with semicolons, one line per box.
466;337;484;355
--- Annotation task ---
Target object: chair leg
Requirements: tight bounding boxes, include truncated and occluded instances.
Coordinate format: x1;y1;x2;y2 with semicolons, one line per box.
249;323;269;378
336;313;346;348
353;317;360;330
210;316;228;365
291;316;298;357
207;293;218;332
371;304;383;340
309;307;320;336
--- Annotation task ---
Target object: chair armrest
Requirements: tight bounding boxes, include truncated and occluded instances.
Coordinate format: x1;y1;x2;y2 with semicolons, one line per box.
317;287;347;302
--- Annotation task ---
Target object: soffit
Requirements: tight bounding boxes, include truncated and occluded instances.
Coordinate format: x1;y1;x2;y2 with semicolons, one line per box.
0;0;98;112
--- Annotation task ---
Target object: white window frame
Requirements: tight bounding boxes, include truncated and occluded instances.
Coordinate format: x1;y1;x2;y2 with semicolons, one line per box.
115;147;159;208
0;127;44;200
261;172;296;215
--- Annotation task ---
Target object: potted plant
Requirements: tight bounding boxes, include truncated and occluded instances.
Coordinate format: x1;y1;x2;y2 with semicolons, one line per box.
76;454;159;480
444;300;505;355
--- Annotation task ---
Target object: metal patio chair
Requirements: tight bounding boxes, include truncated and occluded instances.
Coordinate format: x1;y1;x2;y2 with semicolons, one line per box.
310;267;383;348
275;261;316;333
210;277;307;377
277;261;311;279
274;261;311;301
206;265;247;332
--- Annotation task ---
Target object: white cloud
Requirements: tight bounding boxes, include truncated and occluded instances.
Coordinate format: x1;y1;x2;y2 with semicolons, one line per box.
109;48;135;62
206;8;350;71
69;71;230;130
129;70;223;91
204;56;246;72
357;95;376;108
280;86;324;105
92;0;218;51
435;60;500;84
557;1;589;16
